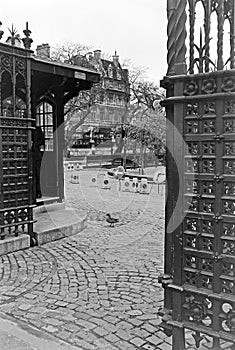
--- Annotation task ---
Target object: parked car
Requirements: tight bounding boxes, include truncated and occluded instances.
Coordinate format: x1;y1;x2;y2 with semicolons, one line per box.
102;157;139;169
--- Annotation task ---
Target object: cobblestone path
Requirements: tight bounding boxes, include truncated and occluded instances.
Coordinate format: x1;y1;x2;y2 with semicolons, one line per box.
0;170;173;350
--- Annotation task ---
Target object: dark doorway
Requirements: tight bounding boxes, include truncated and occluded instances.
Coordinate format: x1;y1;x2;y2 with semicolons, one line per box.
34;100;58;199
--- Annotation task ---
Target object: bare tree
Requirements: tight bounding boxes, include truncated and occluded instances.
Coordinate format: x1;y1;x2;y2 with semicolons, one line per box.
113;65;166;173
50;42;105;152
50;41;90;64
114;65;166;171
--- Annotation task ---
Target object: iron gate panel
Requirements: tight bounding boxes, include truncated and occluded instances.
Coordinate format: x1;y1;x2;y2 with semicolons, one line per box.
161;72;235;349
0;47;34;241
160;1;235;348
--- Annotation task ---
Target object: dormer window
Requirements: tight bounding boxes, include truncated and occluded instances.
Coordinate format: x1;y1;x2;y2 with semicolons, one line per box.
108;64;113;78
116;69;122;80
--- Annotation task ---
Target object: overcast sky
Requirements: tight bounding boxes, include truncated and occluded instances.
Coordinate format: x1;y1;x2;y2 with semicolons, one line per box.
0;0;167;83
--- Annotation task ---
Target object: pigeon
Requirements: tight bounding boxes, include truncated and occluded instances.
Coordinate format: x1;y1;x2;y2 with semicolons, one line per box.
106;213;119;227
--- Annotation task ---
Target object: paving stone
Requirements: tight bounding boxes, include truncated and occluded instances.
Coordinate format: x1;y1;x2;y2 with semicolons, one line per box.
105;333;120;343
142;323;157;333
42;325;58;333
57;330;71;339
116;340;137;350
142;344;158;350
0;173;166;350
126;309;143;316
43;318;64;326
102;322;117;333
18;304;32;311
130;336;146;347
117;320;134;330
146;335;162;346
93;326;109;336
104;315;120;324
75;319;96;329
129;318;144;327
115;329;133;341
157;343;172;350
137;314;158;321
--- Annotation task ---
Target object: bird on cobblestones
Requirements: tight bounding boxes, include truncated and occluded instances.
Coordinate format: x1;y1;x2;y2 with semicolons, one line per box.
106;213;119;227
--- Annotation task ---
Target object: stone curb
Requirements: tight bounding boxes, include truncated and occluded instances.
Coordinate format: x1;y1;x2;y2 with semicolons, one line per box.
0;312;81;350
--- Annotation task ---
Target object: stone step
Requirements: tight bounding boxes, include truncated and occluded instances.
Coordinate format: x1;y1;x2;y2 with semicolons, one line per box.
34;207;87;245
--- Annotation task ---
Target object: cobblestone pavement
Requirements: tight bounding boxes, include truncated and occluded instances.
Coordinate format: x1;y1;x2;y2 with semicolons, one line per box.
0;168;173;350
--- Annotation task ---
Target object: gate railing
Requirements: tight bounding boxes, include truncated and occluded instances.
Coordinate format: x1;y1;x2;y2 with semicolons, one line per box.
0;44;35;244
160;68;235;349
160;1;235;348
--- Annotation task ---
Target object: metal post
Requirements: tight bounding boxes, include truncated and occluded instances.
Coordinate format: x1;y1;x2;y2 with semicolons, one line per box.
174;0;187;74
167;0;177;75
232;0;235;68
217;0;224;70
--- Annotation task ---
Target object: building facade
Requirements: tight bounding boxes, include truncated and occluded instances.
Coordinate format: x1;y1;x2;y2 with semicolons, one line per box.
67;50;129;149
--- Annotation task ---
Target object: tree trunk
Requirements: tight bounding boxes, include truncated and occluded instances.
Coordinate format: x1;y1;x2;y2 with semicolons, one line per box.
139;143;145;175
114;136;124;154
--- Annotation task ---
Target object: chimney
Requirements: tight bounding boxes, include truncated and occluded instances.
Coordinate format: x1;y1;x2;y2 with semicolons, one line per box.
36;43;50;58
112;51;119;67
94;49;101;61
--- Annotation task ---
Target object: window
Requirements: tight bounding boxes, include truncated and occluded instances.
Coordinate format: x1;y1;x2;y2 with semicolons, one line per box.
36;101;54;151
2;96;26;118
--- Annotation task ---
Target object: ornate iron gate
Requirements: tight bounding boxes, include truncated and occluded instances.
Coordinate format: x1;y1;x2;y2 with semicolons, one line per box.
160;1;235;349
0;45;34;242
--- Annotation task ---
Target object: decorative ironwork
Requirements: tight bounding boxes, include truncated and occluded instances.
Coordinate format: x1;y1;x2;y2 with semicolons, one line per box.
187;102;199;115
224;160;235;174
222;77;235;92
185;120;199;134
223;222;235;237
186;142;198;155
201;78;217;94
225;100;235;114
174;0;187;73
6;25;21;47
202;160;215;173
185;180;198;194
222;239;234;255
22;22;33;50
0;22;4;40
203;119;216;133
203;181;215;195
183;295;211;323
202;219;214;234
203;102;216;115
189;0;196;74
225;308;235;332
184;80;198;96
224;118;235;133
162;1;235;348
217;0;224;70
0;47;34;241
185;159;199;173
167;0;176;75
203;142;215;155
